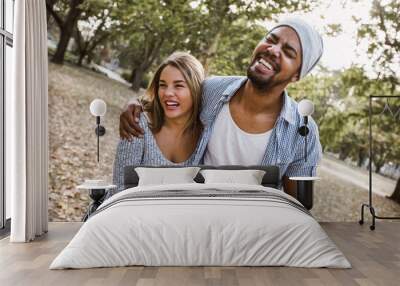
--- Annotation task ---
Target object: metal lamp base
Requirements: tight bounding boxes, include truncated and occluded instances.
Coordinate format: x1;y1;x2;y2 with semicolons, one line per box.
359;203;400;231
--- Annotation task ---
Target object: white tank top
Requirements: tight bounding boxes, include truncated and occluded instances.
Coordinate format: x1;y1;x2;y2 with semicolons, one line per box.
204;103;272;165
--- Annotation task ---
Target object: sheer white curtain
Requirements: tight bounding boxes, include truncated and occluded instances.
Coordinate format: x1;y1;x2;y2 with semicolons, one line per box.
8;0;48;242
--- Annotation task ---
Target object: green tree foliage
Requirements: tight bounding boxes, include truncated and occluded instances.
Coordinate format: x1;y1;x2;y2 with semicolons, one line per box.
289;67;399;173
357;0;400;202
74;1;119;66
357;0;400;88
46;0;85;64
113;0;202;90
207;20;266;76
288;0;400;204
190;0;312;74
47;0;117;65
48;0;315;88
113;0;314;90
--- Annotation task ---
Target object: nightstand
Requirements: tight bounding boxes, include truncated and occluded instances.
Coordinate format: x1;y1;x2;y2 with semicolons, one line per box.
289;177;320;210
77;182;116;222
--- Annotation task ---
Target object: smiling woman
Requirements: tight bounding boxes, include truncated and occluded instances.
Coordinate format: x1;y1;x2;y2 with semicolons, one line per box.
112;52;205;193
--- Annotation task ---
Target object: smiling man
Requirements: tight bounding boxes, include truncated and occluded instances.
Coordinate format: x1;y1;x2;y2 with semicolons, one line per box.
119;18;324;198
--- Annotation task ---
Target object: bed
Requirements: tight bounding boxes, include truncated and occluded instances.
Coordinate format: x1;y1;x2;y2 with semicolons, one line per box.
50;165;351;269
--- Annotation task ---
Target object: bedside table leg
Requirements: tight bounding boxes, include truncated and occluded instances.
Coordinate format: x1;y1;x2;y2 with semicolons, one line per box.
297;180;314;210
82;212;89;222
82;189;106;222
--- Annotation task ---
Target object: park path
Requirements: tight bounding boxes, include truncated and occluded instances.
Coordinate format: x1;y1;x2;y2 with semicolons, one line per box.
320;155;396;197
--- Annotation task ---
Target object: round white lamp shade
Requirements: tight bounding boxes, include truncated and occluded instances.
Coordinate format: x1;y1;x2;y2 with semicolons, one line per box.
90;99;107;116
298;99;314;117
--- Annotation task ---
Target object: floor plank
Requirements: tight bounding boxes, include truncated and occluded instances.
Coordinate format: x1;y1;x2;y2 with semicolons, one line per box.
0;222;399;286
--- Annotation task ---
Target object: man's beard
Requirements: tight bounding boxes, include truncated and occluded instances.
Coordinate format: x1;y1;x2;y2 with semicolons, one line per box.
246;55;295;91
247;64;291;91
247;66;274;91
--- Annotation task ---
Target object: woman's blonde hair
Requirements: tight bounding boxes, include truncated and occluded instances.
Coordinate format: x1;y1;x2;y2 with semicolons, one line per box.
142;51;205;135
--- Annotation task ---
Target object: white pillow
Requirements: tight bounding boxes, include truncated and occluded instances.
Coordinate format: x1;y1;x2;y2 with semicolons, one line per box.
200;169;266;185
135;167;201;186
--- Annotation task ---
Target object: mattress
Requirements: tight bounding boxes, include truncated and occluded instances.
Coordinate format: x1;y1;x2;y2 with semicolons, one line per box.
50;183;351;269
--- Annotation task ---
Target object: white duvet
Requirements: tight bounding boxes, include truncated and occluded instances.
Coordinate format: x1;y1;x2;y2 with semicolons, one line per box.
50;183;351;269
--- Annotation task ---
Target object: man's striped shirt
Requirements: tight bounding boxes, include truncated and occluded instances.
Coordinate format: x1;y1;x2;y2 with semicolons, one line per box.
193;76;322;186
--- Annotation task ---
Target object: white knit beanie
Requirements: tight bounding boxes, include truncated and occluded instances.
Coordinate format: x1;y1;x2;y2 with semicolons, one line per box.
271;17;324;78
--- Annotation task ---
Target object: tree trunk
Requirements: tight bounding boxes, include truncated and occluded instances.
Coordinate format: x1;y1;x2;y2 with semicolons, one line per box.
74;30;84;66
374;158;385;174
77;52;86;66
130;67;146;91
52;27;74;64
375;164;383;174
357;148;366;167
46;0;58;23
339;149;347;161
85;33;109;66
128;37;164;91
86;54;93;65
389;177;400;203
200;31;221;74
47;10;52;23
51;0;84;64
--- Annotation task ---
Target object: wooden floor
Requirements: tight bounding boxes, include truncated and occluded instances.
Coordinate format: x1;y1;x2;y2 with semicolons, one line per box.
0;222;399;286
